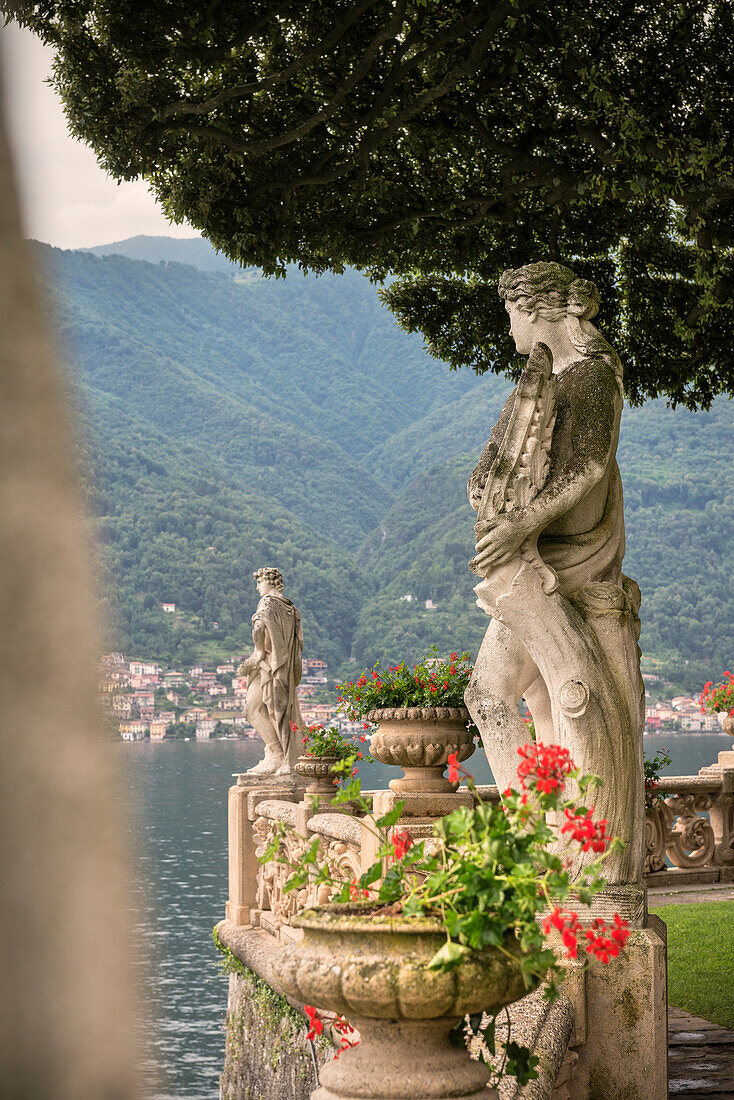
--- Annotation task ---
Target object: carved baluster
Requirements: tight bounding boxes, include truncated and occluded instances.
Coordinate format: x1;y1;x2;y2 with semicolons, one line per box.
644;803;668;873
664;793;716;869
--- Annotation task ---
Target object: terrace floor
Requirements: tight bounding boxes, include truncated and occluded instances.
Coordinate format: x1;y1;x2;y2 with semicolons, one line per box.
668;1007;734;1098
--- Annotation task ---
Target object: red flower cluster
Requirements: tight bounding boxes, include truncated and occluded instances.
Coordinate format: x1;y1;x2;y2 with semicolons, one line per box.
517;742;574;795
305;1005;323;1041
332;1013;360;1058
543;908;630;963
584;915;631;963
391;830;413;862
304;1007;360;1057
542;907;582;959
348;878;370;900
447;751;472;785
561;807;609;853
700;672;734;716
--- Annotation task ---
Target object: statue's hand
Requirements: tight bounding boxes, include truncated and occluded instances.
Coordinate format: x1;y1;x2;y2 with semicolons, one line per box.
238;656;257;677
472;515;530;573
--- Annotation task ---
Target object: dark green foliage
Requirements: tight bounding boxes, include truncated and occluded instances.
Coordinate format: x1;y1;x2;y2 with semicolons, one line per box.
41;242;732;683
11;1;734;406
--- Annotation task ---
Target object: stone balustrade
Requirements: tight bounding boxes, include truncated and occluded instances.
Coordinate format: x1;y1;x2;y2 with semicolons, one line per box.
219;752;732;1100
227;753;734;941
644;748;734;885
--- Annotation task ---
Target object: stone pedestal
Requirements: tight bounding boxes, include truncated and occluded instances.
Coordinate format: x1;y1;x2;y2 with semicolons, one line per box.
567;919;667;1100
226;774;305;926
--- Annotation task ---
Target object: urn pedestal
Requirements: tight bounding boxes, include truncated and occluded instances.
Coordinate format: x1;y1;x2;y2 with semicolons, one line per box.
280;905;529;1100
366;707;474;794
295;755;342;800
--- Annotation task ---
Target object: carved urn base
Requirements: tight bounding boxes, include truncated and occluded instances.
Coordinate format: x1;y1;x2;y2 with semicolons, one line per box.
280;904;529;1100
366;707;474;793
313;1017;491;1100
295;754;342;800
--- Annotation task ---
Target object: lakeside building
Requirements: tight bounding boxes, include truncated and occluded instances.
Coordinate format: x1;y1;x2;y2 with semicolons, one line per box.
302;703;337;725
149;719;168;741
297;683;319;699
184;707;209;723
112;694;132;717
196;719;217;740
163;671;185;686
119;721;147;741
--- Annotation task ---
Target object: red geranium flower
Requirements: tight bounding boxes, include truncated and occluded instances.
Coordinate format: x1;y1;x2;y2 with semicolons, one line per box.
305;1005;324;1040
517;742;574;795
391;829;413;861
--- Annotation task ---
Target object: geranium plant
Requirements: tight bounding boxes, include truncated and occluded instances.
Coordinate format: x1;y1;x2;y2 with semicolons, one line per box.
295;722;369;760
336;647;474;717
644;748;671;809
261;741;630;1088
700;671;734;717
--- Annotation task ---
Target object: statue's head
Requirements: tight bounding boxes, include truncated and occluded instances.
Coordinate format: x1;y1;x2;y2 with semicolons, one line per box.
498;262;600;356
253;567;284;596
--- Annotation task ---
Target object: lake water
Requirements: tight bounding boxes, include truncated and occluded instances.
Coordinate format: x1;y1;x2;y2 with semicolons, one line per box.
123;732;732;1099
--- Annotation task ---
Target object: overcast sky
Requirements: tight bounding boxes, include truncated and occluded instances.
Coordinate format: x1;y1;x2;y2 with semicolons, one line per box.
0;21;199;249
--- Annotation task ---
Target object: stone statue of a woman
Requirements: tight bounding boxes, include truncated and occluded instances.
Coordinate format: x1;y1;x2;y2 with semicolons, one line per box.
465;262;645;889
238;567;304;776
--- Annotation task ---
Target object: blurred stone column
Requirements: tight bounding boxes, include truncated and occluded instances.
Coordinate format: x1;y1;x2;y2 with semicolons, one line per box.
0;72;139;1097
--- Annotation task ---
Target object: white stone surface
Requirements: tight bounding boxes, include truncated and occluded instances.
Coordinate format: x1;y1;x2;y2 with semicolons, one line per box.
238;568;304;776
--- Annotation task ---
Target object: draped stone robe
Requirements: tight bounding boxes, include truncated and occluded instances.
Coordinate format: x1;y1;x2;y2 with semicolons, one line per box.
251;593;304;757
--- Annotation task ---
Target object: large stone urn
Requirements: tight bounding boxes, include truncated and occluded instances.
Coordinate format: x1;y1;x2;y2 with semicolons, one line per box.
366;707;474;793
280;904;529;1100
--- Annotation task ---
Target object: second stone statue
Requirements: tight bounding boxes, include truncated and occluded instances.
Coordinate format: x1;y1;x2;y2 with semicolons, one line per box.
238;567;304;777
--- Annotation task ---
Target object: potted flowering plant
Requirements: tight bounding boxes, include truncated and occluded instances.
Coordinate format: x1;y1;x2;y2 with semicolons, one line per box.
644;748;671;809
264;742;630;1098
336;648;475;793
700;671;734;734
293;722;369;802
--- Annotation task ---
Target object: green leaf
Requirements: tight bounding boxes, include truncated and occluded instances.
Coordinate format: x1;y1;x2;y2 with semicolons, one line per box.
359;862;383;887
427;939;469;971
505;1041;539;1085
375;803;405;829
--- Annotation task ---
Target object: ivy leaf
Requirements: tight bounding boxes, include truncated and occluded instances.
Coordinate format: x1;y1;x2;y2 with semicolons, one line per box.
505;1041;539;1085
427;939;469;971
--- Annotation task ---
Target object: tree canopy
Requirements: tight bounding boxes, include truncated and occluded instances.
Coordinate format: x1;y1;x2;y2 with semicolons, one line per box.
9;1;734;406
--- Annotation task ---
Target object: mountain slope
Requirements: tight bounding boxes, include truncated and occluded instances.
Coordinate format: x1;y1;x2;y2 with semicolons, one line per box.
39;237;733;683
76;394;366;669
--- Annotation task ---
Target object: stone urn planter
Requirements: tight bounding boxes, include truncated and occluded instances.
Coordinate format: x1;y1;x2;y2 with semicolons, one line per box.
722;713;734;739
366;706;474;793
280;904;529;1100
295;754;343;800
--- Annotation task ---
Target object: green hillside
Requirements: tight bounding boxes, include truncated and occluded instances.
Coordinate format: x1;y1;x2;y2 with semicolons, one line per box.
42;238;733;688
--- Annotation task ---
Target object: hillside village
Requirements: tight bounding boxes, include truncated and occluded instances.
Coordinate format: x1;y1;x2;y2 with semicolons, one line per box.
99;647;721;742
98;651;363;742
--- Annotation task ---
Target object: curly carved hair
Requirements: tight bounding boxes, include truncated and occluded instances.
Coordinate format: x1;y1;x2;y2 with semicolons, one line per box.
498;261;622;393
253;567;284;590
497;261;600;321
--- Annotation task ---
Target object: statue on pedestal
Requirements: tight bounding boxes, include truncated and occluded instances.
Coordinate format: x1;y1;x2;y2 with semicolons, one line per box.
238;568;304;776
465;262;645;888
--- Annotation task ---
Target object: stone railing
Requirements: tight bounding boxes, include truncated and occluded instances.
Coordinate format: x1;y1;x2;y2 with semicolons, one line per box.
226;752;734;940
225;774;389;940
219;751;732;1100
644;748;734;885
253;799;366;938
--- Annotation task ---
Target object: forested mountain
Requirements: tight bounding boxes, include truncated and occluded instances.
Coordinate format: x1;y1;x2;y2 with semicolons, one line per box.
42;237;733;691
